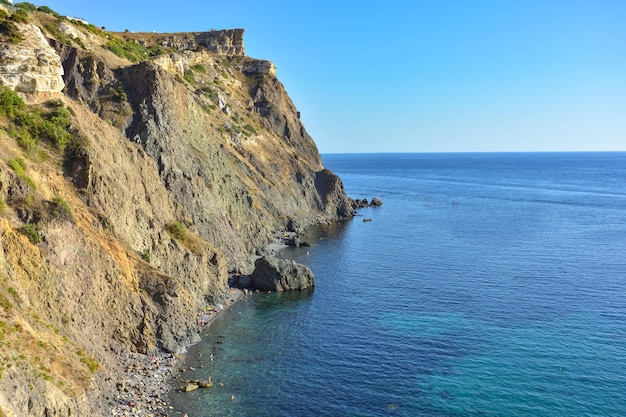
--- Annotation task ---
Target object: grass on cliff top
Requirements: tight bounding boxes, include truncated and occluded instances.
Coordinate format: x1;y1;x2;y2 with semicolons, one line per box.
106;35;167;63
0;7;26;43
0;2;59;44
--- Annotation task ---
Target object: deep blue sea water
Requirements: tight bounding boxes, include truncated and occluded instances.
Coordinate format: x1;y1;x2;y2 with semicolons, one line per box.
170;152;626;417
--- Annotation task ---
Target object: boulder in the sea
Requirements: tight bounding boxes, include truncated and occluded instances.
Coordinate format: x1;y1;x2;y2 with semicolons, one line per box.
181;383;199;392
250;256;314;292
371;196;383;206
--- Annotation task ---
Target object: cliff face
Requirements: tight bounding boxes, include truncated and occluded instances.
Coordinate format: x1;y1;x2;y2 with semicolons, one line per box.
0;5;352;416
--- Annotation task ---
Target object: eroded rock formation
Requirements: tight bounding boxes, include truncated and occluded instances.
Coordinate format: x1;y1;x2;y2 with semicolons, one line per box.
0;5;352;416
250;256;315;292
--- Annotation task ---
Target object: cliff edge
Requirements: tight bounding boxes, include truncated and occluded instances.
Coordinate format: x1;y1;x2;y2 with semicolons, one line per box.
0;3;353;416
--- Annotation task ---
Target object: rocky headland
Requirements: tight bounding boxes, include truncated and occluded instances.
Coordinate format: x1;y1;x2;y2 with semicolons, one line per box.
0;3;362;416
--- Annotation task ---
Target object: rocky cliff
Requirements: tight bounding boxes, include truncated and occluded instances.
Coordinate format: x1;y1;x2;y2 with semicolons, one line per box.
0;3;353;416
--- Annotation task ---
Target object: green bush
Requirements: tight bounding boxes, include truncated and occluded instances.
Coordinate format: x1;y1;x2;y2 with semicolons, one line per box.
190;63;207;73
37;6;60;18
183;71;195;85
63;136;87;164
15;2;37;12
11;9;29;24
0;86;25;118
7;99;73;152
8;157;27;175
50;195;74;223
19;223;40;244
9;127;37;151
106;37;165;63
0;9;24;43
8;157;36;189
166;222;187;240
111;83;127;102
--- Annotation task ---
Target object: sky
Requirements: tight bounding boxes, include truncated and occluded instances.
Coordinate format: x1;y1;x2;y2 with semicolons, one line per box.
34;0;626;153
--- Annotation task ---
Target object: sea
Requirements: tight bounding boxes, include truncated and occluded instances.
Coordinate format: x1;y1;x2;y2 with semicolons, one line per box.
169;152;626;417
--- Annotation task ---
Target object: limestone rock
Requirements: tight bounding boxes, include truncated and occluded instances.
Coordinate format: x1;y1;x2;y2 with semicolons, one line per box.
123;29;245;56
0;23;64;99
241;60;276;76
250;256;315;292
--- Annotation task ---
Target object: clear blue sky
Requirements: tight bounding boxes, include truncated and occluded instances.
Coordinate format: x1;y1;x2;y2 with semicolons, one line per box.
37;0;626;153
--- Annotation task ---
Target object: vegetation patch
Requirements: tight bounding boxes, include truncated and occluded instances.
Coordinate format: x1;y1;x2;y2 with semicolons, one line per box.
166;222;209;255
49;194;75;223
0;6;29;44
183;71;196;86
19;223;40;244
36;5;60;18
0;85;25;117
42;22;71;45
76;349;99;373
111;83;128;102
15;2;37;12
166;221;187;240
190;63;207;73
8;157;36;189
41;19;88;49
106;36;166;63
0;88;75;153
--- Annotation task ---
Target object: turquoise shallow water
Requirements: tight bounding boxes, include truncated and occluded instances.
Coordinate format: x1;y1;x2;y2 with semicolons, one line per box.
170;152;626;417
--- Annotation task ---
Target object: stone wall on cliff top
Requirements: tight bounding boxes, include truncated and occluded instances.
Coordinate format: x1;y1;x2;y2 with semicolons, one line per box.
122;29;245;56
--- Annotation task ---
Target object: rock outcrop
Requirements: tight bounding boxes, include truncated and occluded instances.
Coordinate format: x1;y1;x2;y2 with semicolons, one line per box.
250;256;315;292
0;22;64;99
123;29;245;56
351;196;384;208
0;5;353;417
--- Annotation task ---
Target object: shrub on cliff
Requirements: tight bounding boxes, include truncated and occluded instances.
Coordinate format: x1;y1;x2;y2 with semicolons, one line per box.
49;194;75;223
15;2;37;12
0;86;24;117
19;223;41;244
106;37;166;63
37;5;60;18
4;97;73;152
8;157;36;189
166;221;187;240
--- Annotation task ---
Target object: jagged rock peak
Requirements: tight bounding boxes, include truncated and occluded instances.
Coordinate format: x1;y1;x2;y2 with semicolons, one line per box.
122;29;245;56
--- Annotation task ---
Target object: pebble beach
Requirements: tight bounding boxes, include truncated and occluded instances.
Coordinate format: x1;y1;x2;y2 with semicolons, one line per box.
109;288;245;417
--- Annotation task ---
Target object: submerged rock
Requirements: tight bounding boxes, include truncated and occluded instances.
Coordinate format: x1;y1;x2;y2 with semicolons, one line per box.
250;256;314;292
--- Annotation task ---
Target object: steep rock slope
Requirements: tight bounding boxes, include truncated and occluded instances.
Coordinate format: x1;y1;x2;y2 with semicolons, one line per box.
0;4;353;416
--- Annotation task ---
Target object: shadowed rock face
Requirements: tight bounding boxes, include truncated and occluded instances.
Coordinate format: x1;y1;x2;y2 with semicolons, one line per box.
251;256;315;292
0;8;353;416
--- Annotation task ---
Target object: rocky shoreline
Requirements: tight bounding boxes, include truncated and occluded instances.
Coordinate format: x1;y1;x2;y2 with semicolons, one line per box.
105;231;295;416
108;289;245;417
106;214;381;416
